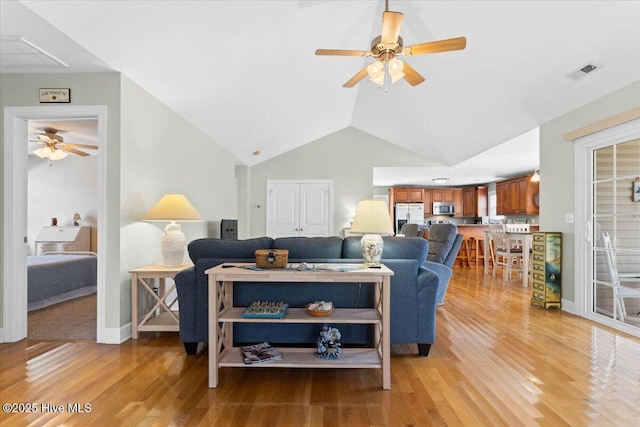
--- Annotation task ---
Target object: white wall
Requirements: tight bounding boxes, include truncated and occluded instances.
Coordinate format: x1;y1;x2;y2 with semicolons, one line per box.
1;72;122;331
119;75;237;324
1;71;238;334
245;126;441;238
539;80;640;303
27;155;97;254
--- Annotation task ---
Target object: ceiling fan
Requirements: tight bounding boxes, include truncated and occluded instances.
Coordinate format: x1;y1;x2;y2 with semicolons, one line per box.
315;0;466;88
30;127;98;161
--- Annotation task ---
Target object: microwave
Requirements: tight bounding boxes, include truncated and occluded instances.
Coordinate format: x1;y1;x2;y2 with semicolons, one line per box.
433;202;455;216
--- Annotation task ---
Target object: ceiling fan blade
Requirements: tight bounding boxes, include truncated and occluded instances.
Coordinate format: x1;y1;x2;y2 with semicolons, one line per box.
315;49;370;57
343;67;369;88
65;142;98;150
402;62;426;86
381;11;403;44
403;37;467;56
60;145;90;157
36;133;55;141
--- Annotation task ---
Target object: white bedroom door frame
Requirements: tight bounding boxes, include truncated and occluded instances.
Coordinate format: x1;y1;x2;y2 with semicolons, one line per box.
2;105;107;343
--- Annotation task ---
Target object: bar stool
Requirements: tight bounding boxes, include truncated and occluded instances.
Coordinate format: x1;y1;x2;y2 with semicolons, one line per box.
474;237;485;268
467;237;477;267
456;238;471;267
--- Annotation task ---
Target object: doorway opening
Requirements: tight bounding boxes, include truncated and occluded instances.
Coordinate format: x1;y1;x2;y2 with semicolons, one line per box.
2;105;107;343
26;118;98;340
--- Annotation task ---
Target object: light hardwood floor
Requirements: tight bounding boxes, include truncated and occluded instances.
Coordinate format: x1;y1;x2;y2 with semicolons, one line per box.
1;268;639;426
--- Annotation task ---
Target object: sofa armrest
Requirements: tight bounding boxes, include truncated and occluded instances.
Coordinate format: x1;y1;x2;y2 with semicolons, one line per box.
380;259;439;346
175;266;197;341
423;260;453;305
416;266;440;343
423;261;452;286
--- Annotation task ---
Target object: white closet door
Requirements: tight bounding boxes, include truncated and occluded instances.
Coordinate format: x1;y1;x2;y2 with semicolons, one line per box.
299;183;330;237
267;181;333;238
268;182;300;238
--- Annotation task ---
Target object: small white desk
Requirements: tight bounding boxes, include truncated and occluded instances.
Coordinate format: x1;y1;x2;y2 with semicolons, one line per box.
484;231;533;287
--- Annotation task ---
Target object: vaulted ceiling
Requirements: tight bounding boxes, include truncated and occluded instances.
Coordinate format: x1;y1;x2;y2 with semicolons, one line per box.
2;1;640;180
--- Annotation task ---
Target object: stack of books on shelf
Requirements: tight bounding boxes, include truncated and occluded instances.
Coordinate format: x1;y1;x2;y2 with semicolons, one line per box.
240;342;282;364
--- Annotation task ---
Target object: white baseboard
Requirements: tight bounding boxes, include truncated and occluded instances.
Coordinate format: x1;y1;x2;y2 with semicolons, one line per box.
561;298;576;314
100;323;131;344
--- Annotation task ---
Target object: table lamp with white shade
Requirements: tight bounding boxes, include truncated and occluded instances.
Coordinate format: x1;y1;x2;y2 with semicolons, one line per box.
142;194;204;266
349;199;394;267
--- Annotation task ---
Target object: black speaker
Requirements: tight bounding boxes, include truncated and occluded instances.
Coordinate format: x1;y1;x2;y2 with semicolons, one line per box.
221;219;238;240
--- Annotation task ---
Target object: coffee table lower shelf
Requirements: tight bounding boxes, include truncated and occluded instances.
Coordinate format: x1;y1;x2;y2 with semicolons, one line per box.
219;347;381;369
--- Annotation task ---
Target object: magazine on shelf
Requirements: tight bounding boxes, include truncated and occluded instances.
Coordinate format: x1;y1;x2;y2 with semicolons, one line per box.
240;342;282;364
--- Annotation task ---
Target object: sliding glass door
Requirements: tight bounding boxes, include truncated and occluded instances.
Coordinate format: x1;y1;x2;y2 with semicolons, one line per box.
581;120;640;336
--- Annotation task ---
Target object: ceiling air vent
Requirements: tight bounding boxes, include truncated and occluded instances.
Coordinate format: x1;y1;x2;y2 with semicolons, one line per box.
567;63;600;81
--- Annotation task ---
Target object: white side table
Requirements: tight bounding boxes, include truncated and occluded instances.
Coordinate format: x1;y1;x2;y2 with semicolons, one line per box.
130;263;192;339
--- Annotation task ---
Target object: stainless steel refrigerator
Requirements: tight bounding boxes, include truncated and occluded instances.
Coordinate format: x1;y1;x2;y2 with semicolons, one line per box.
394;203;424;234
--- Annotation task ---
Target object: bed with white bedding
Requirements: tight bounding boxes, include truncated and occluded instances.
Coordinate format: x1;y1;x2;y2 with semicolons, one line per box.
27;252;97;311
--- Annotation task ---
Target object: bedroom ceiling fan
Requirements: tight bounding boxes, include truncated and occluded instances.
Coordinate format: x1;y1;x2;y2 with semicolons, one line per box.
315;0;466;88
30;127;98;163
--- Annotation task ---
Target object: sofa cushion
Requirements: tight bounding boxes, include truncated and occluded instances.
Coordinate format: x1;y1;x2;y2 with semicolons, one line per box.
273;236;343;259
381;236;429;263
427;224;457;263
187;237;273;263
342;236;363;259
342;236;428;264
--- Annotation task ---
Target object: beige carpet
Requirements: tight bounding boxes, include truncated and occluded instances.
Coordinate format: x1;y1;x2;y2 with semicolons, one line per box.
28;294;96;340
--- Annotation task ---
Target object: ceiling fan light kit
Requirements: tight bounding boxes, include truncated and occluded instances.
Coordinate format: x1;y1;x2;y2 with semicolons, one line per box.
315;1;466;89
47;149;68;161
30;127;97;164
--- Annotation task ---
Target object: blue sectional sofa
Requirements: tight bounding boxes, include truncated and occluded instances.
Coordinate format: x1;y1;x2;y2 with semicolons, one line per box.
175;235;445;356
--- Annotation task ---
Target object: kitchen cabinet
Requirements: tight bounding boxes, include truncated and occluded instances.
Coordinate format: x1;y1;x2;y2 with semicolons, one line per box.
453;189;463;217
422;190;432;216
496;175;539;215
462;188;476;217
394;188;424;202
432;190;454;203
391;186;485;218
461;186;488;218
496;181;509;215
477;186;488;217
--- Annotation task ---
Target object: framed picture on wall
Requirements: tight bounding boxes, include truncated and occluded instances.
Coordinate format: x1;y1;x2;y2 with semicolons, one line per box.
633;179;640;202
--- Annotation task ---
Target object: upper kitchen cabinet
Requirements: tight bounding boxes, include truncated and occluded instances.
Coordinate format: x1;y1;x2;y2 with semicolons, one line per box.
453;189;463;217
422;190;432;215
462;186;488;217
432;189;454;203
496;175;539;215
393;188;424;203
